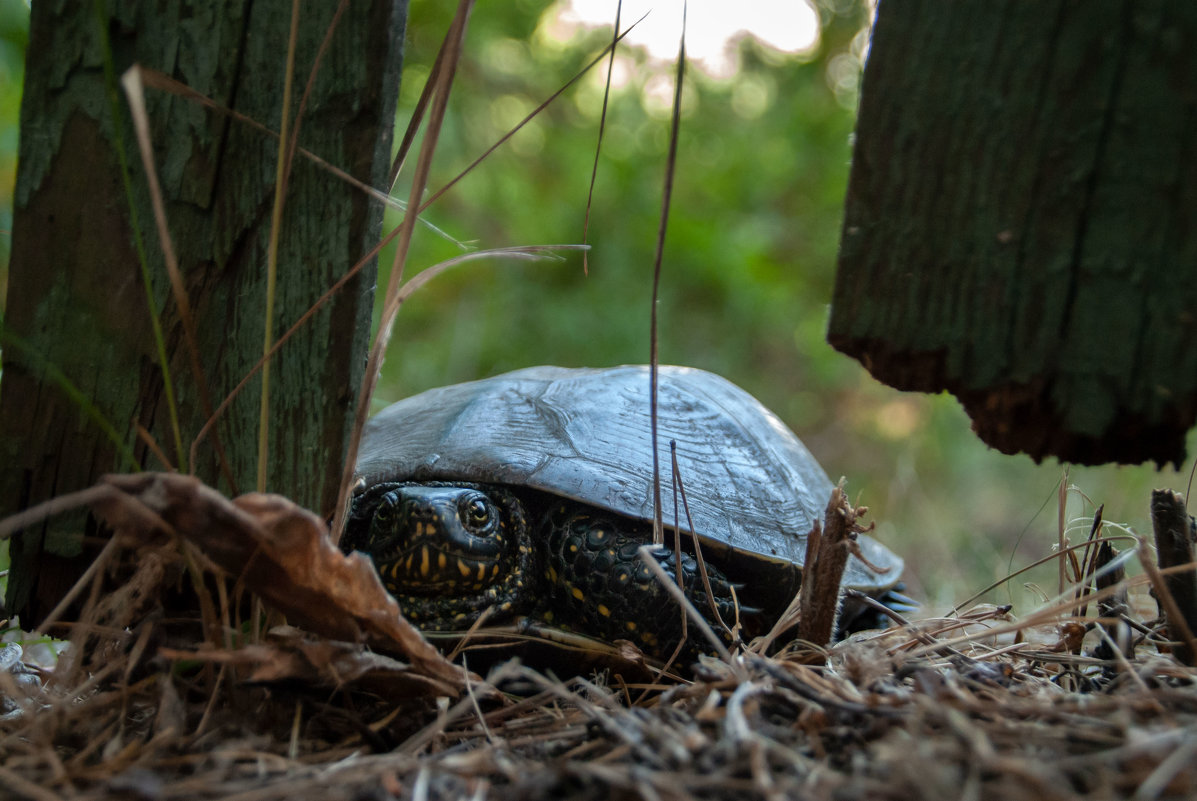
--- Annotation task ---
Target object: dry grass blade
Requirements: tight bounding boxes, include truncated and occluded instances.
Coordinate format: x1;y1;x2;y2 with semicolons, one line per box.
377;245;586;330
638;544;736;667
909;572;1143;658
134;67;444;229
190;243;577;488
253;7;640;535
1058;467;1069;596
256;0;303;494
188;230;408;472
387;20;445;191
669;443;735;640
278;0;351;198
1093;538;1133;661
93;12;186;474
251;0;351;496
649;3;687;547
952;533;1138;615
381;1;472;303
135;423;175;473
413;15;646;219
332;0;474;540
120;65;237;492
35;538;120;639
582;1;624;275
1072;504;1106;619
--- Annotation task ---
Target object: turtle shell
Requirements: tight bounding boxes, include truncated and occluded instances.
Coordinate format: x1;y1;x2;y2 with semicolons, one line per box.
354;365;902;615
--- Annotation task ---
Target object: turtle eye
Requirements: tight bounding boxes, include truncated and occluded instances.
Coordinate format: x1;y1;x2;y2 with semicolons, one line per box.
373;492;398;525
366;492;401;546
461;494;497;532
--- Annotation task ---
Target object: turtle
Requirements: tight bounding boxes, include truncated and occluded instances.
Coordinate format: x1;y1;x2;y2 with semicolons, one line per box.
343;365;906;661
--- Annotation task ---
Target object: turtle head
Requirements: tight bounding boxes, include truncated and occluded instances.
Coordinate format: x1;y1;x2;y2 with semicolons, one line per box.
368;485;511;593
351;482;535;628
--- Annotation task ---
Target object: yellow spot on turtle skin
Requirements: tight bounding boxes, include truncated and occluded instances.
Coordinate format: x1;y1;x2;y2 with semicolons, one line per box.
404;554;415;573
571;587;585;601
458;560;472;578
546;567;558;583
491;564;500;578
500;601;513;612
569;543;578;553
476;563;487;583
389;561;401;579
597;604;611;617
594;529;605;541
437;552;447;571
543;611;554;623
625;621;636;632
420;547;430;577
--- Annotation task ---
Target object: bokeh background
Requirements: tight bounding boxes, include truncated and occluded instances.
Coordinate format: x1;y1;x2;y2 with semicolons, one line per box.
2;0;1192;615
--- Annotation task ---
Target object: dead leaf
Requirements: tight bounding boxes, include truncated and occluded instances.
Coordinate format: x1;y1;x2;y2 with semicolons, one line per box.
90;473;466;696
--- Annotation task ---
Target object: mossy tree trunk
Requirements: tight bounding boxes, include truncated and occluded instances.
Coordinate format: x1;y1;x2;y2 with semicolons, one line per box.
1;1;407;624
830;1;1197;466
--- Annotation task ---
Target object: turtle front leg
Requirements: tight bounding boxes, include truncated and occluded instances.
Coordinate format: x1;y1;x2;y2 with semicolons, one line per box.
538;502;740;659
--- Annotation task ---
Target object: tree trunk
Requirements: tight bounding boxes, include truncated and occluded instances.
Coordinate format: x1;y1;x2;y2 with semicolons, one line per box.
829;1;1197;466
1;1;407;624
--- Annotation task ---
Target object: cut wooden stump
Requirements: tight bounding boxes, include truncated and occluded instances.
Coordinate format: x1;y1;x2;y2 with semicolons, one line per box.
1149;488;1197;666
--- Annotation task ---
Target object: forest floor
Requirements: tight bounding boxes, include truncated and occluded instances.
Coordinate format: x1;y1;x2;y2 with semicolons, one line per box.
2;472;1196;801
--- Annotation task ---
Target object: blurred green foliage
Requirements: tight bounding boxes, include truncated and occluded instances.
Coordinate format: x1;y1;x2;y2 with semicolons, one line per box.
0;0;27;311
383;1;866;417
1;0;1191;617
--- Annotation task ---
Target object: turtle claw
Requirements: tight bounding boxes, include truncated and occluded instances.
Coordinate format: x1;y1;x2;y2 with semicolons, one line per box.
880;587;919;615
836;584;920;636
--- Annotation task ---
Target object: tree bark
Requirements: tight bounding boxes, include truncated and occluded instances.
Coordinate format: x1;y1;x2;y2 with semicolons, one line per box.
829;1;1197;466
1;1;407;624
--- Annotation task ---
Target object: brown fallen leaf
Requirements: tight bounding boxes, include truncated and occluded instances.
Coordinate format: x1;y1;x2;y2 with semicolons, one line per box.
90;472;466;696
